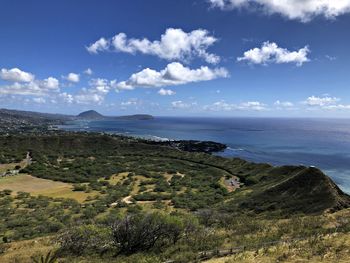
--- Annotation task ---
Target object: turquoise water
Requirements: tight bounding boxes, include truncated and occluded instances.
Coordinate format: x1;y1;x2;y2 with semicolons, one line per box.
60;117;350;193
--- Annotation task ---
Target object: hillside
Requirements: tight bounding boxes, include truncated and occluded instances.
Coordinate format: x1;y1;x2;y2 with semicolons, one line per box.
77;110;154;120
77;110;104;119
0;108;155;134
1;134;348;214
219;165;350;216
0;108;73;133
0;133;349;262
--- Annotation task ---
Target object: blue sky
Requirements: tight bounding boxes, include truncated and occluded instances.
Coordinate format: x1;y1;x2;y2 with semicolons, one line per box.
1;0;350;117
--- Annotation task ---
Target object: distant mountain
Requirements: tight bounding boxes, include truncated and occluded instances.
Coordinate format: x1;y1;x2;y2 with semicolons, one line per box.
115;114;154;120
0;108;73;128
0;108;72;121
0;108;154;131
77;110;104;120
77;110;154;120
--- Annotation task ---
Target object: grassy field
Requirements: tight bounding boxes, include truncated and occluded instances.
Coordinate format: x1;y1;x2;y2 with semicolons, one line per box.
0;236;55;263
0;163;20;173
0;174;96;202
2;209;350;263
204;232;350;263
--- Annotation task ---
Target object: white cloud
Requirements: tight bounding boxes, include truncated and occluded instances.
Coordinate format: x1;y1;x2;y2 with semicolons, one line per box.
87;28;220;64
59;92;74;104
325;55;337;61
121;98;140;106
274;100;294;107
208;0;350;22
158;88;176;96
0;68;35;82
88;78;113;94
40;77;60;90
86;37;109;54
171;100;197;109
84;68;93;75
302;95;350;111
64;73;80;83
0;77;60;96
0;68;113;106
74;91;104;105
204;100;267;111
72;78;114;105
116;62;228;90
240;101;267;111
304;95;340;106
322;104;350;110
238;42;310;66
32;97;46;104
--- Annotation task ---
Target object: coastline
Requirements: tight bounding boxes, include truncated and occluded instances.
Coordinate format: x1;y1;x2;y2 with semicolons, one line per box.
57;117;350;194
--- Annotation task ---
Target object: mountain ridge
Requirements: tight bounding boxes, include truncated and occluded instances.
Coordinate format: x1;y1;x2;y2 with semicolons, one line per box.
77;109;154;120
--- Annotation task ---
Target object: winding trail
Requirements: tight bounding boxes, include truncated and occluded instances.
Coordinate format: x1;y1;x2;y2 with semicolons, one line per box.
122;195;133;204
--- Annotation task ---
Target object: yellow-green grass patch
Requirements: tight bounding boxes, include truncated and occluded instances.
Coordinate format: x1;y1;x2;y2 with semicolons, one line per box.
0;163;19;173
0;174;98;202
0;236;56;263
106;172;129;185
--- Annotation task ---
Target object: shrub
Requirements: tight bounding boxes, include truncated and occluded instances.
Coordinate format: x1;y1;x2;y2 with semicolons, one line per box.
72;184;87;191
57;224;111;256
111;212;183;254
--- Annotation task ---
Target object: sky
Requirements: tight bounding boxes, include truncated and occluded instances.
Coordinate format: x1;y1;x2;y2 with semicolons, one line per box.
1;0;350;117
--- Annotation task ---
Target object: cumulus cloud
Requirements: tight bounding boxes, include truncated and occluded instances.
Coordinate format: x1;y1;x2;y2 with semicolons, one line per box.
59;92;74;104
0;68;35;82
302;95;350;111
72;78;115;105
274;100;294;107
84;68;93;75
304;95;340;106
86;37;109;54
238;42;310;66
121;98;140;107
74;91;105;105
208;0;350;22
32;97;46;104
171;101;197;109
0;67;115;106
116;62;228;90
40;77;60;90
0;76;60;96
322;104;350;110
239;101;267;111
64;73;80;83
158;88;176;96
204;100;267;111
87;28;220;64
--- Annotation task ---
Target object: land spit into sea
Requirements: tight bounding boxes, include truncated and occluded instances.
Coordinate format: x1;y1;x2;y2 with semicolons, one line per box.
60;116;350;194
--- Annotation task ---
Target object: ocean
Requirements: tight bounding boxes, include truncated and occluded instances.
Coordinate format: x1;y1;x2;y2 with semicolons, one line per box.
60;117;350;193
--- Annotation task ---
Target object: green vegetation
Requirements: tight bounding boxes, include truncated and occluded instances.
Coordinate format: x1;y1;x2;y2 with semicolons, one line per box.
0;133;349;262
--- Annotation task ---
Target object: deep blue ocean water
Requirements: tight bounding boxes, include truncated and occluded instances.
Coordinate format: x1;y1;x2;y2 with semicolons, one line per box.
60;117;350;193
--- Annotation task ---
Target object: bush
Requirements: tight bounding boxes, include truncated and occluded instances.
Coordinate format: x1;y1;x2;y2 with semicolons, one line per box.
111;212;183;254
57;224;111;256
72;184;87;191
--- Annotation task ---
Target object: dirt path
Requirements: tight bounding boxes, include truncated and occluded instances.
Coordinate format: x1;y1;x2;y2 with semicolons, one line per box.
122;195;133;204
